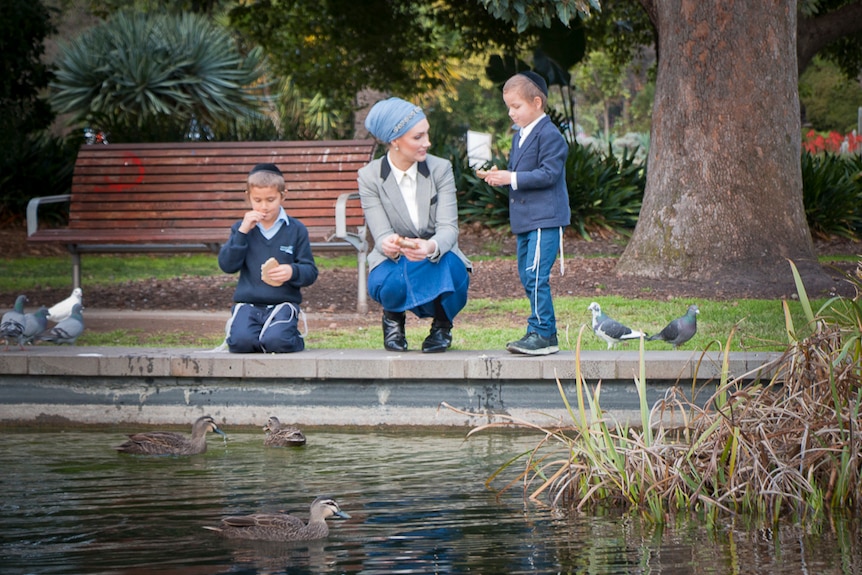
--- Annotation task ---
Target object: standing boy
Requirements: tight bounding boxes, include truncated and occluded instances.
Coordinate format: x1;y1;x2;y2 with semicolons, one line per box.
218;163;318;353
478;72;570;355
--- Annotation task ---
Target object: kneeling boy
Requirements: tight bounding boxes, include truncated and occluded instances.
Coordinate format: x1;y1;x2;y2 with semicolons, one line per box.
217;163;319;353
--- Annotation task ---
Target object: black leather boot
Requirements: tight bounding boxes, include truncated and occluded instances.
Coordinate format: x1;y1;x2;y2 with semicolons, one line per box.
422;319;453;353
382;310;408;352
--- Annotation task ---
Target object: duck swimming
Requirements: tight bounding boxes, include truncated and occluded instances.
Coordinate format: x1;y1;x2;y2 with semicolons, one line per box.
263;416;306;447
115;415;226;455
204;496;350;541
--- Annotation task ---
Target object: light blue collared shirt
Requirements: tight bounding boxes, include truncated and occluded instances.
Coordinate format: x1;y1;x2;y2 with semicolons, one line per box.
258;206;289;239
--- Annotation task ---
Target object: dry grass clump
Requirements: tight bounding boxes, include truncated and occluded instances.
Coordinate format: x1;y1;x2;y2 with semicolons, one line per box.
447;259;862;525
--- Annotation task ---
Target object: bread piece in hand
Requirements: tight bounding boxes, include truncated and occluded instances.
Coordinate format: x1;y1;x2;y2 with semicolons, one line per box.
475;165;497;178
261;257;281;286
397;237;418;249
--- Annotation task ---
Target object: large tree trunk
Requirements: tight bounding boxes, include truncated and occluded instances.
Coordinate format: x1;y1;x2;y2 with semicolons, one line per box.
618;0;827;289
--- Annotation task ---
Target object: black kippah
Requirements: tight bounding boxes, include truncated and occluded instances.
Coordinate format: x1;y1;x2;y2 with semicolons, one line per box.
249;163;282;177
520;71;548;97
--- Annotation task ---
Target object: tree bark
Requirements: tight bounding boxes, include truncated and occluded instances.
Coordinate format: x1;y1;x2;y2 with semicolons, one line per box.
617;0;826;289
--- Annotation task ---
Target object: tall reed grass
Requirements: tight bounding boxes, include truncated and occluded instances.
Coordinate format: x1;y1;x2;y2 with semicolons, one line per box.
446;259;862;525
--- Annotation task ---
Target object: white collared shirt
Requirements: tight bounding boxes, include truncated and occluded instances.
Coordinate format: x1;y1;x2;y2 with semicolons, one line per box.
518;113;546;147
388;154;420;228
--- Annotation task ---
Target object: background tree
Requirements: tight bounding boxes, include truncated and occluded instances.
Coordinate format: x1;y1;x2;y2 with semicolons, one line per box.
0;0;74;221
1;0;55;146
227;0;528;136
614;1;817;286
799;56;862;132
228;0;447;115
572;50;629;139
797;0;862;77
80;0;232;17
50;10;267;142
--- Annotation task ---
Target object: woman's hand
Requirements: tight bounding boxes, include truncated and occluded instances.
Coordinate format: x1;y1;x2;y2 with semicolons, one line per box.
400;237;434;261
383;235;435;261
380;234;404;259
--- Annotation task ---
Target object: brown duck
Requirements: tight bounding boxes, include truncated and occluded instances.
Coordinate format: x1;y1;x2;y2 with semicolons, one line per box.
115;415;226;455
263;416;306;447
203;496;350;541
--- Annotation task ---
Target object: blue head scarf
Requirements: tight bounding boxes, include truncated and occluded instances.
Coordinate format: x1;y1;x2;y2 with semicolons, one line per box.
365;97;426;143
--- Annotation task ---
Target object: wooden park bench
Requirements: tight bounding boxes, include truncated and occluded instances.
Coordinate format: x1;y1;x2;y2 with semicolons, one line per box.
26;139;378;313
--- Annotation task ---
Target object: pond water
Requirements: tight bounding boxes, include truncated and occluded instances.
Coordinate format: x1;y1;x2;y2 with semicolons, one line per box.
1;427;859;574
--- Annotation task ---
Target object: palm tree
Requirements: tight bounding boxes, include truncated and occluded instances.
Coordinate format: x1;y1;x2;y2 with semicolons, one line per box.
50;11;267;142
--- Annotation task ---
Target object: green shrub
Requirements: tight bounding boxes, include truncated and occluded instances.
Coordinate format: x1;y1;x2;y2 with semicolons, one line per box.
49;10;267;143
801;151;862;239
565;142;645;239
447;144;511;229
0;132;77;223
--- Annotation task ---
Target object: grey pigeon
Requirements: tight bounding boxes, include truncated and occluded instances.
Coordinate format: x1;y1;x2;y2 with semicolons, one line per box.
38;303;85;345
648;304;699;349
20;307;50;348
588;301;647;349
48;288;83;323
1;295;28;351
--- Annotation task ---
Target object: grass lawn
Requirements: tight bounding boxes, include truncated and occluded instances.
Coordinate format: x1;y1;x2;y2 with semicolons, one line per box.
2;252;855;352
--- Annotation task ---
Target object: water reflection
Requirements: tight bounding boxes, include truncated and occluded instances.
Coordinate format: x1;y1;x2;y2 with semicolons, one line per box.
0;427;858;574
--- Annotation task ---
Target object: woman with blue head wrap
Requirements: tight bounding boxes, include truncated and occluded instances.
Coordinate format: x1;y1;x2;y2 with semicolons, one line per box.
358;97;472;353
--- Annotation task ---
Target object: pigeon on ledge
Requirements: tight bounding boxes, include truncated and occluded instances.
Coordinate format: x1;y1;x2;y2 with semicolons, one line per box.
20;307;50;348
39;303;85;345
588;302;646;349
47;288;83;323
648;304;699;349
1;295;28;351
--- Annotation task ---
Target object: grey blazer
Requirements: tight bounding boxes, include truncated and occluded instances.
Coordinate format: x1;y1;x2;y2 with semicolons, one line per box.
357;153;471;272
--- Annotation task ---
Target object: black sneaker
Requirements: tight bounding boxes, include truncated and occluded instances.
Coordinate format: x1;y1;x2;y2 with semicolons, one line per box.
506;332;559;355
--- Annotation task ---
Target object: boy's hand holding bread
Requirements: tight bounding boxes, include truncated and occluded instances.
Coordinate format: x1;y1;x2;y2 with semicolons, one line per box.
261;257;282;286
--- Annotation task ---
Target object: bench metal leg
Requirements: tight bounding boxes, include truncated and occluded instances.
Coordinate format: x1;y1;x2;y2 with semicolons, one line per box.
66;247;82;290
356;251;368;314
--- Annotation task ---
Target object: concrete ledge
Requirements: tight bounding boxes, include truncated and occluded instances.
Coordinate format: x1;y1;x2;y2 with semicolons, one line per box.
0;346;783;427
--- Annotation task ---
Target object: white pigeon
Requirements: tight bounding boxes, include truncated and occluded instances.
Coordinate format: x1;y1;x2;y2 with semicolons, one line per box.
48;288;83;323
588;302;647;349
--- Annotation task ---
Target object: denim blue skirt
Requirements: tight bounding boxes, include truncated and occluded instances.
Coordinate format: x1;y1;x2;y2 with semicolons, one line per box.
367;251;470;320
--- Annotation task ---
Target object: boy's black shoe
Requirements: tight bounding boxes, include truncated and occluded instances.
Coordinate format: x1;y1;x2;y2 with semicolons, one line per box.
506;332;559;355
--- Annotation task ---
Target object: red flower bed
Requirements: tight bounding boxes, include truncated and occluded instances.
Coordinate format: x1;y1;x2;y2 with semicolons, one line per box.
803;130;862;155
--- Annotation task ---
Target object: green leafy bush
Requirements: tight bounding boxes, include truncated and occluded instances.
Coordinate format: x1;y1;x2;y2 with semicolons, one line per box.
0;133;77;223
801;151;862;239
50;11;267;143
447;145;511;229
565;142;645;239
